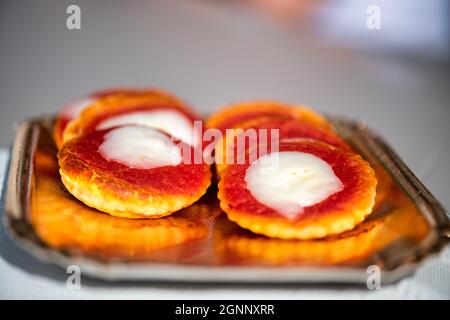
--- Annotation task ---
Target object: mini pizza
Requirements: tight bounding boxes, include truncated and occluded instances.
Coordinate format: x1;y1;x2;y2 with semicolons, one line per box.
206;100;333;133
58;125;211;219
218;140;377;239
53;88;144;148
214;116;351;176
62;89;202;148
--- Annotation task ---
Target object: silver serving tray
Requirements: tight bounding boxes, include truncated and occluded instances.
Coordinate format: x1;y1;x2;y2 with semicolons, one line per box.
2;116;449;284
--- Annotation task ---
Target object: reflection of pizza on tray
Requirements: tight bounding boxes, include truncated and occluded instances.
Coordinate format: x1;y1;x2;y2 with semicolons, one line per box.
49;87;388;258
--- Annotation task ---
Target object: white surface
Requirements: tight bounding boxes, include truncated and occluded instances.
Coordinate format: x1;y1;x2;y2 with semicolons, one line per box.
0;149;449;299
245;151;343;219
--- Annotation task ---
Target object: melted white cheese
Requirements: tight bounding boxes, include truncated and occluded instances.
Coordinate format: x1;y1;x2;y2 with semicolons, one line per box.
63;97;96;119
245;151;343;218
96;109;197;146
98;126;182;169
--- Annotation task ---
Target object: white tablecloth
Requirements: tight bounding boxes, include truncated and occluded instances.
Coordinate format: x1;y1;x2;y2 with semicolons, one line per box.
0;149;449;299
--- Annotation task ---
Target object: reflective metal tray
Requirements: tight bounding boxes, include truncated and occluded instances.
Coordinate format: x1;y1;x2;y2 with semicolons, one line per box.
2;116;449;284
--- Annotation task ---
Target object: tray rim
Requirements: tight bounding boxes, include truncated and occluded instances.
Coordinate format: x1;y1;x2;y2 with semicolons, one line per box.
2;115;449;284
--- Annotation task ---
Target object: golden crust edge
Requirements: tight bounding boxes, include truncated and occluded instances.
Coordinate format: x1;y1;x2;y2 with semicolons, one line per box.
206;101;332;131
60;168;212;219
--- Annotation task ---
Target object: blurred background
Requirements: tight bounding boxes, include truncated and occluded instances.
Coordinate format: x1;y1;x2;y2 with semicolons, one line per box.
0;0;449;206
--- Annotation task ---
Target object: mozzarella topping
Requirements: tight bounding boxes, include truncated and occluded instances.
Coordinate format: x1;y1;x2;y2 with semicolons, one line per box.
63;97;96;119
245;151;343;218
98;126;182;169
96;109;198;146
